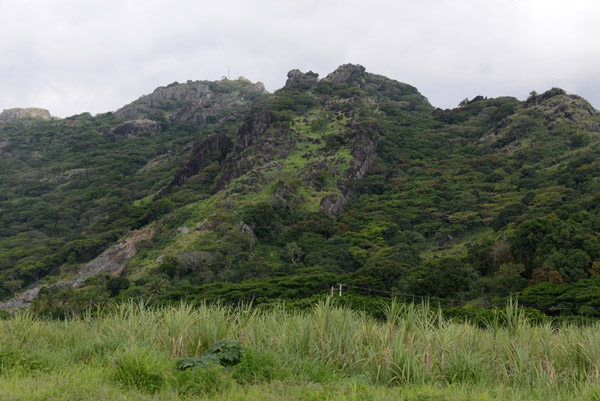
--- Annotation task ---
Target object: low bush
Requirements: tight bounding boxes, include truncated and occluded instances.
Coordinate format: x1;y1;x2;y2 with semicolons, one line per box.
232;349;285;384
174;365;233;396
112;343;171;393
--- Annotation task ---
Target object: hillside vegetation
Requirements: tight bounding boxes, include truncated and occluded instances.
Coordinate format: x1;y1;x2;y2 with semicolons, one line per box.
2;65;600;317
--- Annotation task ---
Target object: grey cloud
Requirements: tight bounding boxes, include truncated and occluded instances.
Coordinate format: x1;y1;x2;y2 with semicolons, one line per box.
1;0;600;116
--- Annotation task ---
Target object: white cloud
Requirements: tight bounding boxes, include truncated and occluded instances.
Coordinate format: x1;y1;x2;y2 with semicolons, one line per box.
1;0;599;116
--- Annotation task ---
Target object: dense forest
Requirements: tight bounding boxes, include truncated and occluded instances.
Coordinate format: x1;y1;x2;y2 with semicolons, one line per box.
3;64;600;318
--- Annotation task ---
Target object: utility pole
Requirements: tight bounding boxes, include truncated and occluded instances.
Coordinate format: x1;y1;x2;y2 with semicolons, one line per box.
338;283;343;297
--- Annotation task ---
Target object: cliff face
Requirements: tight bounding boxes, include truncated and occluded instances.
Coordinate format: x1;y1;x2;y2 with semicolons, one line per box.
155;132;233;199
320;132;375;215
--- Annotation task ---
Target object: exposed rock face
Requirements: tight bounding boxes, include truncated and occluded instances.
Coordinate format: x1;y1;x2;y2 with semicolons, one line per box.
524;88;566;107
214;111;284;192
0;228;155;310
157;110;277;198
115;81;214;120
281;69;319;91
344;136;376;181
111;119;160;139
0;288;40;310
73;227;155;286
233;111;274;150
155;132;233;199
114;79;266;126
525;87;597;129
322;64;367;87
0;108;51;121
320;133;376;215
245;81;267;94
158;66;381;211
323;64;431;112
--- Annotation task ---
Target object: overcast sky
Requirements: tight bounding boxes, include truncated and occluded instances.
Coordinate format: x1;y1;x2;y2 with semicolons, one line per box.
1;0;599;117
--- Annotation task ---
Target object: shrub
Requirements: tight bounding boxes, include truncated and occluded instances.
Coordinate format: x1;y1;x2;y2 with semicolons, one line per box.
232;349;284;384
176;339;244;370
106;277;130;297
175;365;233;396
112;344;170;393
0;346;47;374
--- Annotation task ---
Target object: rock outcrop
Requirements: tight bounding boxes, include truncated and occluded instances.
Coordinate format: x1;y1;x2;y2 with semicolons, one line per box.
322;64;431;112
115;81;214;120
280;69;319;91
71;227;155;287
524;88;567;108
156;109;279;199
155;132;233;198
322;64;367;87
0;228;155;310
115;78;266;126
320;133;376;215
525;88;597;129
110;119;160;139
0;108;51;122
0;288;40;310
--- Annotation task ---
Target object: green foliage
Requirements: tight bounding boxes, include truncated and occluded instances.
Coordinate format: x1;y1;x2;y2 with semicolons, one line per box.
309;117;327;132
0;345;48;374
413;257;478;298
175;365;233;396
176;339;244;370
519;281;567;312
2;301;599;399
231;349;284;384
106;277;130;297
491;202;528;231
489;263;528;298
4;70;600;320
112;343;171;393
31;284;110;318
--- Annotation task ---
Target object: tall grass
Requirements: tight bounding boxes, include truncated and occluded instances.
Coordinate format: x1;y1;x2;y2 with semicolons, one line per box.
0;299;599;399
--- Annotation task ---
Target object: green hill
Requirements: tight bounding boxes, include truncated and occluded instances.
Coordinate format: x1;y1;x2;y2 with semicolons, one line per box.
2;64;600;317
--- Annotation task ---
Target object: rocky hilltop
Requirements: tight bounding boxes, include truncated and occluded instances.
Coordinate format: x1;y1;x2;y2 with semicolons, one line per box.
114;78;267;126
156;64;424;217
0;107;51;121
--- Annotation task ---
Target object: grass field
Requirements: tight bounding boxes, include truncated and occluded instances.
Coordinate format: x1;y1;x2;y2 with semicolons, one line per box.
1;300;600;400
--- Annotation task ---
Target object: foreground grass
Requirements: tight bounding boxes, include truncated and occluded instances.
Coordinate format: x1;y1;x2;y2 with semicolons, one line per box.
1;300;600;400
